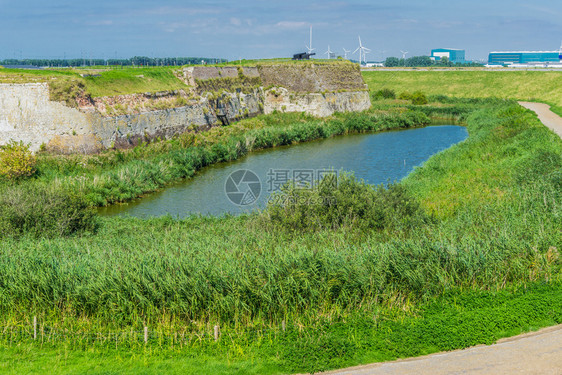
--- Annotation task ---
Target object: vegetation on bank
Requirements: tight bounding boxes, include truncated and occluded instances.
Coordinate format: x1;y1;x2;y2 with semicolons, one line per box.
0;108;431;226
0;96;561;373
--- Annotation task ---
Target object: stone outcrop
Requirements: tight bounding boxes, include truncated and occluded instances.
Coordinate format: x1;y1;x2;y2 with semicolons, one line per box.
0;63;370;153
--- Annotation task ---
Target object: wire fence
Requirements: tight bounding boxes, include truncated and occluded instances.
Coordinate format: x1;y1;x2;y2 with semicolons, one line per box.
0;316;288;347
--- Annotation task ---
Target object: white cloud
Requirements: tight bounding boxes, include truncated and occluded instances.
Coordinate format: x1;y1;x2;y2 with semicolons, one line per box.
230;17;242;26
275;21;308;30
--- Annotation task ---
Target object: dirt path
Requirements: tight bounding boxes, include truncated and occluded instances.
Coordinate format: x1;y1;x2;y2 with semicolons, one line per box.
519;102;562;139
322;325;562;375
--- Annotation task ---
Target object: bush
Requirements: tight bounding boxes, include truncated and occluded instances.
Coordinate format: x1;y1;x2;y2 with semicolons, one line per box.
262;173;426;232
0;141;36;180
0;184;98;238
398;91;412;100
372;88;396;100
411;91;428;105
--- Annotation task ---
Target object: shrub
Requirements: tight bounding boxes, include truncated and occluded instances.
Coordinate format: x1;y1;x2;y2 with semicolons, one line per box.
0;141;36;180
398;91;412;100
411;91;428;105
262;173;426;232
372;88;396;100
0;184;98;238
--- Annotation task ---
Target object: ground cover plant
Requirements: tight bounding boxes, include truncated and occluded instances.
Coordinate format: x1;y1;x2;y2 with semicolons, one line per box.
0;94;561;373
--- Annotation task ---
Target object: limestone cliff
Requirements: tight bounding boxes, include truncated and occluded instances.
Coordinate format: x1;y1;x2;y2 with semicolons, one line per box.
0;62;370;153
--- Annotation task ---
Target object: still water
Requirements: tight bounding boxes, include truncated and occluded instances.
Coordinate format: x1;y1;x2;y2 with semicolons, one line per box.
99;125;467;218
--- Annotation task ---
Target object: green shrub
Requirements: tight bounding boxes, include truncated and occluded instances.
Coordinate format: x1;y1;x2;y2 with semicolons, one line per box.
0;184;97;238
0;141;36;180
398;91;412;100
411;91;428;105
262;173;426;232
374;88;396;100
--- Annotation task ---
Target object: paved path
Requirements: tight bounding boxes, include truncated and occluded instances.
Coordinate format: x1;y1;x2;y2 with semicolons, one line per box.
322;104;562;375
519;102;562;139
323;325;562;375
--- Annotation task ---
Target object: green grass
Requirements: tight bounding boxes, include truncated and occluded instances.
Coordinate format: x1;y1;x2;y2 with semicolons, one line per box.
1;282;560;374
81;67;189;97
0;98;561;373
363;70;562;113
0;66;188;97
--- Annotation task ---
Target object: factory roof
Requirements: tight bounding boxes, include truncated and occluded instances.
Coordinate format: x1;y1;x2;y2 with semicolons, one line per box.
489;51;559;54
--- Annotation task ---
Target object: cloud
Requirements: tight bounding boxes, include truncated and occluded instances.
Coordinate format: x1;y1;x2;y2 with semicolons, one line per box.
144;6;223;16
230;17;241;26
274;21;308;30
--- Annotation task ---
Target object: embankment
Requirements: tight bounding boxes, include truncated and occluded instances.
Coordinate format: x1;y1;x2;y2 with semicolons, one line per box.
0;62;370;153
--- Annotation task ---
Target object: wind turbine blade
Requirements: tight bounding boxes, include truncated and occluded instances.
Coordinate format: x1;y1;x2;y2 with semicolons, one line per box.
353;47;360;54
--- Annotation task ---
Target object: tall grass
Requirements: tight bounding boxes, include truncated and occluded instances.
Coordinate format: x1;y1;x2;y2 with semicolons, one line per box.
0;101;559;330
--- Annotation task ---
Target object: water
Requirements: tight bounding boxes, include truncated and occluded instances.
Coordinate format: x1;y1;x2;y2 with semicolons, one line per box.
99;125;468;218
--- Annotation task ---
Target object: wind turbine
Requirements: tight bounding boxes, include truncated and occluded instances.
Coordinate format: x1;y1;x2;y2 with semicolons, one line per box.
343;48;351;60
305;26;315;55
324;45;334;59
353;36;371;65
401;50;409;59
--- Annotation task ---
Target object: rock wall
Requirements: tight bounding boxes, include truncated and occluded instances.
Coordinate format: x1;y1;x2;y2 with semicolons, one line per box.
263;87;370;117
0;83;263;152
0;63;370;153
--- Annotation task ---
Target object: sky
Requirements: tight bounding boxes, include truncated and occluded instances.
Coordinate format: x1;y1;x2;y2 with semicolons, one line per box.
1;0;561;62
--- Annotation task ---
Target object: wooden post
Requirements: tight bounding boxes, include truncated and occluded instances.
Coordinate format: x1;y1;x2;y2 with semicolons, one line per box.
214;325;220;341
282;320;286;332
144;326;148;344
33;316;37;340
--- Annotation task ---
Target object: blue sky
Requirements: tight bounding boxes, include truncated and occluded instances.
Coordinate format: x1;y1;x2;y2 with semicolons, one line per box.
1;0;561;61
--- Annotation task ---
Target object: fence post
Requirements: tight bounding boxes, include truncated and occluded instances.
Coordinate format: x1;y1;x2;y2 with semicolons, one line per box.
282;320;286;332
33;316;37;340
144;326;148;344
214;325;220;341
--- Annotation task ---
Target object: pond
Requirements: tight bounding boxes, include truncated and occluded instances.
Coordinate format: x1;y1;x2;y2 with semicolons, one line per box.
98;125;468;218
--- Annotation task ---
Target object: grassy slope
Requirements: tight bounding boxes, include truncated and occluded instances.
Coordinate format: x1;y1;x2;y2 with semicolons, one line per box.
363;70;562;114
0;66;189;97
1;101;561;373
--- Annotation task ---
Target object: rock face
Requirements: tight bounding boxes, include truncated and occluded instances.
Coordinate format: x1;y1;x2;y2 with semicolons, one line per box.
0;63;370;153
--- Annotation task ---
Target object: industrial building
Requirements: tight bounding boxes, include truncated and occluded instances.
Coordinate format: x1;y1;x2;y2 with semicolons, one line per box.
430;48;466;63
488;51;562;66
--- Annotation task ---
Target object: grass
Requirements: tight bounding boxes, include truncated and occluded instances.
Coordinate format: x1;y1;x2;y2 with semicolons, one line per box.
363;70;562;113
2;67;562;372
0;98;561;373
0;66;189;98
0;283;560;374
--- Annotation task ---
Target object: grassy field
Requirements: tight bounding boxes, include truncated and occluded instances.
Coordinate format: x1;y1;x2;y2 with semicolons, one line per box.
0;97;561;373
0;66;189;97
363;70;562;114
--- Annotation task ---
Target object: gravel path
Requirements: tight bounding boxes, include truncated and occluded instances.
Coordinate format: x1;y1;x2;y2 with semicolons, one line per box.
519;102;562;139
320;103;562;375
322;325;562;375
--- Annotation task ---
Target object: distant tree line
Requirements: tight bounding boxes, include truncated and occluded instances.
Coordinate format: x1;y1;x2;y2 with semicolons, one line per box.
0;56;228;68
383;55;482;68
